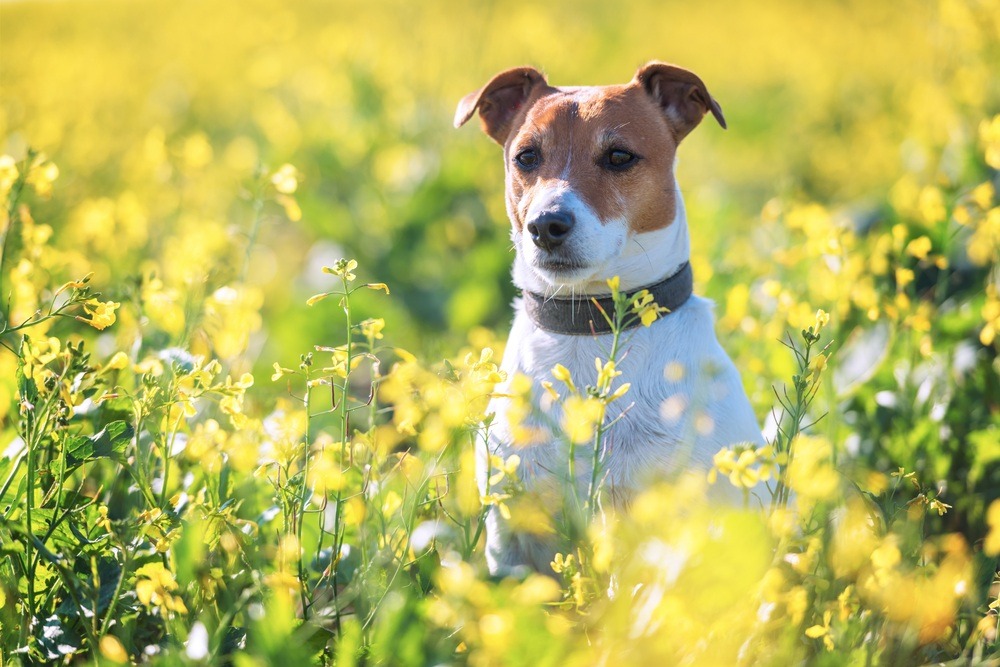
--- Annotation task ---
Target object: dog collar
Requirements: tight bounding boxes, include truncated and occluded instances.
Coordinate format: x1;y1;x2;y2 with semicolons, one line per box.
523;262;693;336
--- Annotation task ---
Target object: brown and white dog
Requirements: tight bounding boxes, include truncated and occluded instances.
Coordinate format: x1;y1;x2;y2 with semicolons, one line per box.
455;62;763;574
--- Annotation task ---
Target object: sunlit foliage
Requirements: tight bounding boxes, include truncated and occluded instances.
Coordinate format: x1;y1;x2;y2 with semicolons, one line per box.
0;0;998;664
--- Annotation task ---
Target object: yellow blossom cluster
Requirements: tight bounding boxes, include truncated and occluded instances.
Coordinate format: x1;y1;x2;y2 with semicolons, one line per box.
135;562;188;615
380;345;506;450
709;443;785;490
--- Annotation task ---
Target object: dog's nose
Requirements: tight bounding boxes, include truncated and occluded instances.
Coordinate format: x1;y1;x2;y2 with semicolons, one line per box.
527;212;575;251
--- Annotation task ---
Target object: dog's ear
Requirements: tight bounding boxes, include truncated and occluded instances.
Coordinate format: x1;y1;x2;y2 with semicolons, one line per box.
633;62;726;140
454;67;548;144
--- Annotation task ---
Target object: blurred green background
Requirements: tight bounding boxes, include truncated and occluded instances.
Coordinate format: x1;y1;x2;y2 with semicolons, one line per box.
4;0;993;365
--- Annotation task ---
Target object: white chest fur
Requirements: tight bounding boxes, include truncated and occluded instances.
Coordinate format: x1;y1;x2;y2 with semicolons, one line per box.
482;294;763;497
478;197;764;572
479;296;763;572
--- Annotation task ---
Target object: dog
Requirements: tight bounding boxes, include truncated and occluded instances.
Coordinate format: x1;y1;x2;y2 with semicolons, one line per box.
455;62;764;574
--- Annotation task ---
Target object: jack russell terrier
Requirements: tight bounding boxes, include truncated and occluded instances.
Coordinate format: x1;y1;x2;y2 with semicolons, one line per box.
455;62;764;574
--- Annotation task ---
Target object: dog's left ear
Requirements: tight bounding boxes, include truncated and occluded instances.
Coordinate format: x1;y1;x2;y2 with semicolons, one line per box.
633;62;726;140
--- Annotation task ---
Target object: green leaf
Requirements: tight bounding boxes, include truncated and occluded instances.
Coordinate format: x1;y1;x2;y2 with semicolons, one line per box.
57;556;122;619
66;421;133;463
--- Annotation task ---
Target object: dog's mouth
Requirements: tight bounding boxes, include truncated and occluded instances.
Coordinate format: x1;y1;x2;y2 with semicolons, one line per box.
530;255;598;287
535;258;587;273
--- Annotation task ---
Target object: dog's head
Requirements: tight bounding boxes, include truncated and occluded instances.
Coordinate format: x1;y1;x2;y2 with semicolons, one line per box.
456;62;725;290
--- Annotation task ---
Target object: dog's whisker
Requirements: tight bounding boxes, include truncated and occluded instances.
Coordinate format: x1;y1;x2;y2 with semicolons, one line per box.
631;236;655;272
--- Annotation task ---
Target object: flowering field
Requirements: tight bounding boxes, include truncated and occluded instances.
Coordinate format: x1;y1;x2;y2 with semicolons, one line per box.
1;0;999;664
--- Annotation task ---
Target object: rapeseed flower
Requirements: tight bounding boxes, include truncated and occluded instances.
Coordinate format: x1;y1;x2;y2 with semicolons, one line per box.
81;299;120;330
135;562;188;614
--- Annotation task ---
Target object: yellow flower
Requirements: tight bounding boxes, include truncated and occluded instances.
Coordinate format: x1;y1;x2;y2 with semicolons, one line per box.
967;207;999;266
26;157;59;197
870;537;901;573
181;133;213;169
980;114;1000;169
21;337;62;382
134;356;165;376
0;155;19;195
541;380;560;401
729;449;760;488
323;258;358;282
561;395;604;444
381;490;403;518
608;382;631;401
971;181;995;210
81;299;120;330
264;571;302;595
786;586;809;624
594;358;621;393
787;435;840;504
275;193;301;221
985;500;1000;556
270;163;299;194
487;453;520;487
307;449;345;494
551;552;575;574
361;317;385;340
342;496;367;527
916;188;945;224
102;351;128;371
465;347;506;385
96;505;112;531
481;492;513;519
631;289;668;326
271;362;295;381
837;585;857;622
805;610;835;651
513;574;562;605
710;444;780;489
551;363;576;393
99;636;129;664
203;285;264;358
318;344;361;378
135;562;187;614
905;235;932;260
895;267;914;288
928;497;952;516
810;353;828;373
606;275;620;292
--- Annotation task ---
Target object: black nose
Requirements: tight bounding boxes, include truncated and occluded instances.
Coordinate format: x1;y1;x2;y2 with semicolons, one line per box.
527;212;575;251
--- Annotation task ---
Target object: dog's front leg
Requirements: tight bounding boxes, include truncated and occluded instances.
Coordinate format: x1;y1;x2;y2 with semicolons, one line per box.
482;503;559;576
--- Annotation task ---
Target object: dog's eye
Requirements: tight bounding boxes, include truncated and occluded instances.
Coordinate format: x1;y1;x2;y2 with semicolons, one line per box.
515;149;540;170
605;149;637;170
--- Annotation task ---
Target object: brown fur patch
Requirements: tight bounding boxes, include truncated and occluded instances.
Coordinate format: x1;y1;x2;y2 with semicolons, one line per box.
504;83;680;234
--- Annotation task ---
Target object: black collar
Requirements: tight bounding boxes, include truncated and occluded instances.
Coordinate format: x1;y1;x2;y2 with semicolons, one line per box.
522;262;693;336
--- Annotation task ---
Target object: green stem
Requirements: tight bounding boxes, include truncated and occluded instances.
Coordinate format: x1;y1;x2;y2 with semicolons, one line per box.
586;296;625;517
24;424;37;635
329;276;353;631
0;151;33;326
297;376;312;620
98;544;129;637
159;412;183;508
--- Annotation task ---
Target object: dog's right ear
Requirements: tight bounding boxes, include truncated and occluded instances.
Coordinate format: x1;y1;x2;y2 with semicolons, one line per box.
454;67;547;144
